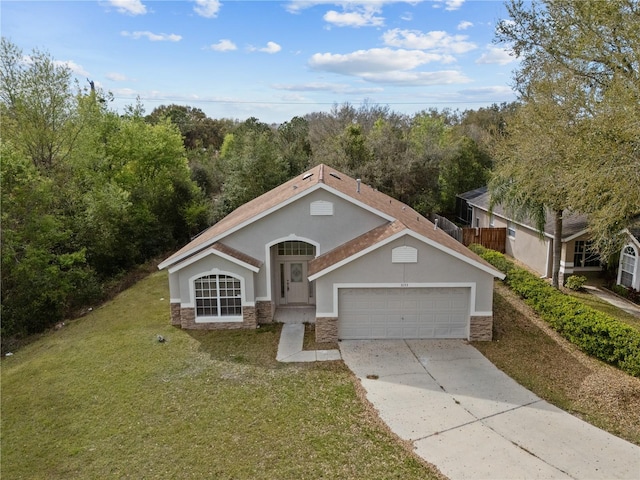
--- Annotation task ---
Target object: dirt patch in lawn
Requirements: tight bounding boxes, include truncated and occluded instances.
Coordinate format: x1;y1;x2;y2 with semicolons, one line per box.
473;282;640;445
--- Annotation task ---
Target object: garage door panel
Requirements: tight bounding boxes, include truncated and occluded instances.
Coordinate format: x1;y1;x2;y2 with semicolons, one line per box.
339;287;469;340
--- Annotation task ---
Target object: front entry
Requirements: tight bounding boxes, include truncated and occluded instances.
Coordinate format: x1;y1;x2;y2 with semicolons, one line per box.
285;261;308;304
275;240;316;306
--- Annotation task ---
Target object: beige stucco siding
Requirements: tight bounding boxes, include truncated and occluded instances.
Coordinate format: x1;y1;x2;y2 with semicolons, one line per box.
314;235;495;315
223;189;387;260
474;209;550;277
508;228;550;277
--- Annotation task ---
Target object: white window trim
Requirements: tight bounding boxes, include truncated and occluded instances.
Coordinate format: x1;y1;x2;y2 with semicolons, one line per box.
618;244;638;289
507;221;516;238
573;240;601;270
260;235;320;302
188;269;244;323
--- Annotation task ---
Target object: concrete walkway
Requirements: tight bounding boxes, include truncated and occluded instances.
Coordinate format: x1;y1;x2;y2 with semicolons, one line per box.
584;285;640;318
340;339;640;480
276;324;341;362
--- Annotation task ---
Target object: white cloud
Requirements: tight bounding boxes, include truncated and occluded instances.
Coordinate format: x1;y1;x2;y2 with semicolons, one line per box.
249;41;282;54
286;0;427;14
310;48;452;75
193;0;221;18
113;87;138;96
323;8;384;28
457;21;473;30
400;12;413;21
432;0;465;11
308;46;472;86
360;70;470;85
382;28;476;54
458;85;515;98
445;0;465;10
108;0;147;15
209;39;237;52
54;60;90;77
121;31;182;42
106;72;128;81
272;82;383;94
476;45;515;65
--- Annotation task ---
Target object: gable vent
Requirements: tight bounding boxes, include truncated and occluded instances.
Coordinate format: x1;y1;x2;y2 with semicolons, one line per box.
392;246;418;263
310;200;334;216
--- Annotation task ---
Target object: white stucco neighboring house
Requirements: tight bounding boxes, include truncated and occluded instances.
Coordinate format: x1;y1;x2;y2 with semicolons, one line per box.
159;165;505;342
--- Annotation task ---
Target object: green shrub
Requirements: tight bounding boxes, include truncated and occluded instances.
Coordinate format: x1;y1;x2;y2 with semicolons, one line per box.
474;247;640;377
565;275;587;291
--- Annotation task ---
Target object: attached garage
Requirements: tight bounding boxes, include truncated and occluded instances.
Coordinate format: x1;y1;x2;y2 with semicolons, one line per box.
338;287;470;340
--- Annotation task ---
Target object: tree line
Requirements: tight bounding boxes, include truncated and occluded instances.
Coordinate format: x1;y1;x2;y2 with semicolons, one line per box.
3;0;637;344
1;37;506;346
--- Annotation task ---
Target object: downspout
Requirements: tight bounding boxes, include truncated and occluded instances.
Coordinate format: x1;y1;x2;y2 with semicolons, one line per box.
552;209;563;289
544;237;552;278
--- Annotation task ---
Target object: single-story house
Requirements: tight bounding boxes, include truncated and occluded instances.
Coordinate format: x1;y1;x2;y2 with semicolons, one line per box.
458;187;639;290
158;165;504;342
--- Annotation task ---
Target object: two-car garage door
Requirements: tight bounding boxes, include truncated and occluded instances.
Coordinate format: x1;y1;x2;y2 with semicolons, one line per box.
338;287;470;339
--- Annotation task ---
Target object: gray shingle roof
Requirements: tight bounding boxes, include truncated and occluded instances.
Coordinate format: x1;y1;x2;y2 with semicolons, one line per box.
160;165;501;277
465;189;589;240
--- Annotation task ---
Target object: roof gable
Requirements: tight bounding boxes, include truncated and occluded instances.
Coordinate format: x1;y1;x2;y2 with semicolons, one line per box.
167;242;262;274
160;165;501;277
309;225;505;281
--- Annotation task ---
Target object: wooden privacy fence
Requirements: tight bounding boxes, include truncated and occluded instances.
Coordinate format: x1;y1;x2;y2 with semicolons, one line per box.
430;214;463;243
462;227;506;253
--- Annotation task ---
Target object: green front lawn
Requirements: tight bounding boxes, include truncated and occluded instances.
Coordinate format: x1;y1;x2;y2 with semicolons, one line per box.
1;271;439;480
568;289;640;331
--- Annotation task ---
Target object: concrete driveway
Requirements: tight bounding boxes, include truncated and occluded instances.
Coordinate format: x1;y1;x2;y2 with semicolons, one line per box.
340;340;640;480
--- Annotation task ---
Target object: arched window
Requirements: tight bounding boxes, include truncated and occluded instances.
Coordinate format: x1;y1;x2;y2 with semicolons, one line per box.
194;274;242;318
620;245;637;288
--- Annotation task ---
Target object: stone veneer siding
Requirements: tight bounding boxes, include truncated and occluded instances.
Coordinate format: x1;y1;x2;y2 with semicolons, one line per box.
177;306;258;330
170;303;181;326
316;317;338;343
469;315;492;341
256;301;274;324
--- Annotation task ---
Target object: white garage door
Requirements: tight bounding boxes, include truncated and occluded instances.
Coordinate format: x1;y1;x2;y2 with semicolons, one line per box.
338;287;470;339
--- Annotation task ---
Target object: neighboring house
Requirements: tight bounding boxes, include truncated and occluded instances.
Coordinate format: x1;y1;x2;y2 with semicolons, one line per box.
458;188;640;292
158;165;504;343
457;187;602;284
618;225;640;291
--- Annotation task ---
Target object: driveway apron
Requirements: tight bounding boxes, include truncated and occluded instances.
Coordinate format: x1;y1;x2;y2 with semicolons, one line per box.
340;340;640;480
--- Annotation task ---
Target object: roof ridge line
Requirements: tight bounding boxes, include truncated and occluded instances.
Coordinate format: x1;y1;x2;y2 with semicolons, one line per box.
319;163;324;183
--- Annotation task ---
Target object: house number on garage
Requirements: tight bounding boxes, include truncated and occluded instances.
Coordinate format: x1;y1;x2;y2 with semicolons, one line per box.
400;283;409;287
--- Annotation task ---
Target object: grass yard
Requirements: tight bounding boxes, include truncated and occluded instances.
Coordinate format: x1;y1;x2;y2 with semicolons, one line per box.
1;271;439;480
473;283;640;445
567;288;640;331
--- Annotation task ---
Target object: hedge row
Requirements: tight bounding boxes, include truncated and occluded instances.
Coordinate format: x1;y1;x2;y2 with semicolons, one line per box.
471;244;640;377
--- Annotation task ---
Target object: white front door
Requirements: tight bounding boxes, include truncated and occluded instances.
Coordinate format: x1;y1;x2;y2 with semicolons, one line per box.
285;261;308;304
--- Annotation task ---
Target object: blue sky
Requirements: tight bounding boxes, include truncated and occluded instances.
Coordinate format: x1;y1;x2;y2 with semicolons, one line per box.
2;0;520;123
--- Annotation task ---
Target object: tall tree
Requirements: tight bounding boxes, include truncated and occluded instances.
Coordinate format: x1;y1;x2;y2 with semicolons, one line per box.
495;0;640;258
217;118;289;216
277;116;312;176
0;38;80;170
